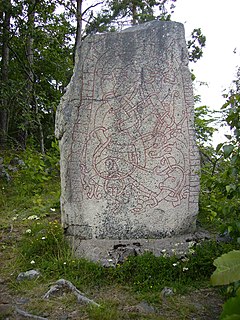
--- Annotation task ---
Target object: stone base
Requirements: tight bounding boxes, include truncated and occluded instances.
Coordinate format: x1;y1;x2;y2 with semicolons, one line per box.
67;230;210;267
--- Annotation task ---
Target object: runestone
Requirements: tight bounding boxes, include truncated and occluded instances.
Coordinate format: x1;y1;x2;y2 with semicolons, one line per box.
55;21;200;242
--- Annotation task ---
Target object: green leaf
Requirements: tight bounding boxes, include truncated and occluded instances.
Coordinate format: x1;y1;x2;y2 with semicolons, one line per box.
216;143;224;153
211;250;240;286
220;296;240;320
226;185;231;193
228;226;233;233
223;144;234;158
231;155;238;164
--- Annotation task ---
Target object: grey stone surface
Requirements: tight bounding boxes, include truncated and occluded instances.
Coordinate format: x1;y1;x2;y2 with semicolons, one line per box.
133;301;156;314
161;287;174;297
17;270;40;281
0;164;10;181
0;157;24;181
123;301;156;314
56;21;200;247
10;157;25;166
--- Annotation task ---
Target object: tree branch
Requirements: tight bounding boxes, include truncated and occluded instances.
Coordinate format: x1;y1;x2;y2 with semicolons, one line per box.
8;45;36;84
82;2;104;17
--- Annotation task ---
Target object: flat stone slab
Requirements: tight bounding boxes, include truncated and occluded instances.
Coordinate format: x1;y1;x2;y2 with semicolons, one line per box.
68;230;210;266
56;21;200;243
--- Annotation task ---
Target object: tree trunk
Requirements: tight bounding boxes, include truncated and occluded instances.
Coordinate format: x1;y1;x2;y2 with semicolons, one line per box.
131;0;137;25
19;0;44;153
20;0;36;149
26;0;45;154
73;0;83;64
0;0;11;149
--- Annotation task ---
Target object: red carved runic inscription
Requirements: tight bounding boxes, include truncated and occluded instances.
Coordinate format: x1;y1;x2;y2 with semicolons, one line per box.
69;34;194;215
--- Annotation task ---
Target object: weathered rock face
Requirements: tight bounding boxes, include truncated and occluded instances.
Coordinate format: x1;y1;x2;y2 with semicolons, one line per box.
55;21;200;242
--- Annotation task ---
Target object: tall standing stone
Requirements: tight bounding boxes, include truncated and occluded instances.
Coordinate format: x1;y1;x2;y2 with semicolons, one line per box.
55;21;200;253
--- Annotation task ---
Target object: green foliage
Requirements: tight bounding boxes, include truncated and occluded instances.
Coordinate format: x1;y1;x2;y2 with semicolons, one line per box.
0;146;60;225
0;0;74;150
194;105;216;145
164;92;240;303
211;251;240;286
208;76;240;318
226;222;240;244
197;72;240;233
85;0;177;35
14;142;60;194
220;75;240;217
220;296;240;320
113;252;180;291
187;28;206;62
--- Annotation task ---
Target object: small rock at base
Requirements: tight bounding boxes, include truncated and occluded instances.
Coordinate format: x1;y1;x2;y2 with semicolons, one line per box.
17;270;40;281
137;301;156;314
123;301;156;314
161;287;174;297
10;157;25;166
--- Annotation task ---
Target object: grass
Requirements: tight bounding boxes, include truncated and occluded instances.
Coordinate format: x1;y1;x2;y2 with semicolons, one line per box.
0;148;239;319
15;218;237;294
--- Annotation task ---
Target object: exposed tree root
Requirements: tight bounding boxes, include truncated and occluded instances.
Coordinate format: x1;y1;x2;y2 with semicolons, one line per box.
15;307;48;320
43;278;100;307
